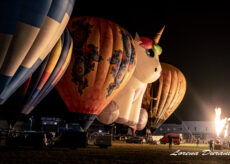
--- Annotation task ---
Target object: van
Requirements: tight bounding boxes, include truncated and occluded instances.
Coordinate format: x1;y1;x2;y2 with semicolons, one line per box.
160;133;182;145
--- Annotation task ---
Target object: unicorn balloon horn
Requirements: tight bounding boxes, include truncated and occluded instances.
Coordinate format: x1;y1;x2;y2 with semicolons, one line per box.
153;25;165;44
151;26;165;57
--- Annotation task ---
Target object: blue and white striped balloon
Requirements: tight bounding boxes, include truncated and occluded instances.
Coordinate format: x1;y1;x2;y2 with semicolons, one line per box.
0;0;76;104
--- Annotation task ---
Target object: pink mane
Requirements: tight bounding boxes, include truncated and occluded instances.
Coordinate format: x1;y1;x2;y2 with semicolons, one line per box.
139;36;153;49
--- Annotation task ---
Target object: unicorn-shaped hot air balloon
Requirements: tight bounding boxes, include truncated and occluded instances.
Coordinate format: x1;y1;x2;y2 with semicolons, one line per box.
97;27;165;132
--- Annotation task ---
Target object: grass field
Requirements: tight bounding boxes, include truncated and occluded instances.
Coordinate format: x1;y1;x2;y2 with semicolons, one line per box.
1;141;230;164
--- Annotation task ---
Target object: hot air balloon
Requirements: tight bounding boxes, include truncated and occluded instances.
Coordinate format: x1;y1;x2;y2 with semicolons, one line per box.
0;28;72;127
0;0;75;104
101;27;164;131
56;16;137;130
17;28;73;115
142;62;187;131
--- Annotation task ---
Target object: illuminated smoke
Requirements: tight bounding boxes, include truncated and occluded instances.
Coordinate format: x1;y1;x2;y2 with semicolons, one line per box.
224;124;229;138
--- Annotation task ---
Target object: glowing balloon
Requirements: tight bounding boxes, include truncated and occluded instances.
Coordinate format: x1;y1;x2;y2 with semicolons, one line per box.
17;28;73;115
142;62;187;130
107;27;164;129
56;16;137;130
0;0;75;104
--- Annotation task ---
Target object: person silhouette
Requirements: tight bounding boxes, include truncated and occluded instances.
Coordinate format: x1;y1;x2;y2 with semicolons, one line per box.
209;139;214;151
196;138;200;147
169;136;173;149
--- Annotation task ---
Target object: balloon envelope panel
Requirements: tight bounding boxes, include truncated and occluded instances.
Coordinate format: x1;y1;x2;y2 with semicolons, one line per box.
0;0;75;104
17;28;73;115
97;101;119;125
135;108;148;131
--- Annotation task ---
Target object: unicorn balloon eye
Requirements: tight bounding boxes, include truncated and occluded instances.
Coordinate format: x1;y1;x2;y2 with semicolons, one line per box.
145;49;155;58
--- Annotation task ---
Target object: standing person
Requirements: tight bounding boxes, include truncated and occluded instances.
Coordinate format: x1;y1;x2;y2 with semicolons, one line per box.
209;139;213;151
169;136;173;149
196;138;200;147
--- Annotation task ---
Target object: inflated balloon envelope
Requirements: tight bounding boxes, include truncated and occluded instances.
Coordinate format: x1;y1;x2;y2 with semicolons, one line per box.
142;62;187;131
17;28;73;115
99;27;164;130
56;16;137;130
0;0;75;104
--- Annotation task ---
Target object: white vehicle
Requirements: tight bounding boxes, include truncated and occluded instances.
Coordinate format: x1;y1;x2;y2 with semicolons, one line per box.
147;135;163;144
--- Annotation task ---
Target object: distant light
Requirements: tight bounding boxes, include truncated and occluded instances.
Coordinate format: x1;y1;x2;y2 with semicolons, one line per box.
54;122;57;125
98;129;102;133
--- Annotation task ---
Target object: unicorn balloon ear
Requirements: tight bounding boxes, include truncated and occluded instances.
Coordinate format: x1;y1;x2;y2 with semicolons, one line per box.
135;32;142;44
153;25;165;44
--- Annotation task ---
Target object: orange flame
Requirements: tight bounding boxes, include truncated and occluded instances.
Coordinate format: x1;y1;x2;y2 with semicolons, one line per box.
215;107;227;137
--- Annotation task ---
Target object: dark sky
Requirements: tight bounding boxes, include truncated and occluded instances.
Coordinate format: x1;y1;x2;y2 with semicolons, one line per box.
1;0;230;122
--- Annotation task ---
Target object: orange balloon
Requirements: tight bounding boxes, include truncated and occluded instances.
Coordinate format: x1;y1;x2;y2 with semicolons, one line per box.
56;17;137;129
142;62;186;130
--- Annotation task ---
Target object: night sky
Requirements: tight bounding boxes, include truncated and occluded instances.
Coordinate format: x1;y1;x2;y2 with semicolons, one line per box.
1;1;230;122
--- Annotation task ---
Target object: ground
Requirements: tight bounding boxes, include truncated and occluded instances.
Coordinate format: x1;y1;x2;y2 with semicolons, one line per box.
0;141;230;164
